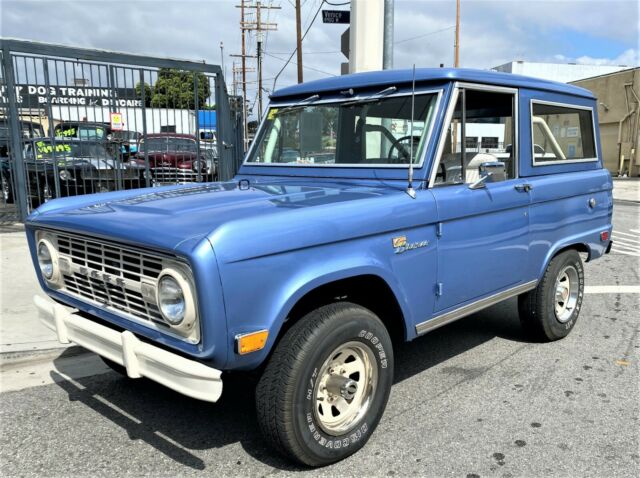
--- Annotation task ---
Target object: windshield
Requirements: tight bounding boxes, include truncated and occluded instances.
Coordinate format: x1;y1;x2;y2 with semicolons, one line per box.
112;131;140;141
142;137;197;153
30;140;112;160
246;93;438;166
55;124;106;140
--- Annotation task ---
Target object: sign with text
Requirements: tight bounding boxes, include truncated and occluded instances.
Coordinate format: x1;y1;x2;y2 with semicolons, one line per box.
0;84;142;108
322;10;350;24
110;112;124;131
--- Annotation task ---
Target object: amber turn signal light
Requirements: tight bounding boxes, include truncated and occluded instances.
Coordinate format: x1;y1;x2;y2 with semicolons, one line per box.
236;330;269;355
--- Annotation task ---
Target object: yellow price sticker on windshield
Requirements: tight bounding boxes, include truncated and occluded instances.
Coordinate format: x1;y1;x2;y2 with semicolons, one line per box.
267;108;278;120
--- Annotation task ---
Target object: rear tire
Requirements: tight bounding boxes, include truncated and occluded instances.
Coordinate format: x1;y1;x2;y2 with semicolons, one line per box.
519;249;584;341
256;302;393;467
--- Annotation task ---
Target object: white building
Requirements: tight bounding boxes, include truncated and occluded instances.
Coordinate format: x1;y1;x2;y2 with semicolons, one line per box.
492;61;631;83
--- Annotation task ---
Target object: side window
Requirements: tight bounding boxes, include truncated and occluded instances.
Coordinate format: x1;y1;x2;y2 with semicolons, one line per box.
435;88;517;185
531;102;596;163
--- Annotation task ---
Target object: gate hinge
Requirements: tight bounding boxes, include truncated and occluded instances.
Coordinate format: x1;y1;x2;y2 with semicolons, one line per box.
436;222;443;238
436;282;444;297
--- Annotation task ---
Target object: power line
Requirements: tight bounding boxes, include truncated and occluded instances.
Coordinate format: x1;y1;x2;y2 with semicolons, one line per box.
265;50;341;55
264;52;337;77
394;25;456;45
272;0;326;91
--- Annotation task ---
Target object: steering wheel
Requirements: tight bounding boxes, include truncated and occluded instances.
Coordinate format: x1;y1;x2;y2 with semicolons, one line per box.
435;162;447;183
533;144;546;156
388;135;421;163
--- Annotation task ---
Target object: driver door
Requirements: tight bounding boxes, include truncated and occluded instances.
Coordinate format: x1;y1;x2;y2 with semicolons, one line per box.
430;85;531;314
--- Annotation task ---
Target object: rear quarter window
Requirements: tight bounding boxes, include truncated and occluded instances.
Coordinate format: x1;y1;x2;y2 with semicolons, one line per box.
531;101;596;164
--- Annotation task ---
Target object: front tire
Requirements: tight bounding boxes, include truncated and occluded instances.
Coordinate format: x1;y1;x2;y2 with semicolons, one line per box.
256;302;393;467
519;249;585;341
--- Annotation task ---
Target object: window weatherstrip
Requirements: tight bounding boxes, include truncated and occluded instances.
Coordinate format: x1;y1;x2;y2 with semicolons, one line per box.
530;99;598;166
242;88;443;170
428;82;520;187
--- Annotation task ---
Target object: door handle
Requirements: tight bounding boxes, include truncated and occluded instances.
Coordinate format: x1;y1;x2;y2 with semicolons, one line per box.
515;183;533;193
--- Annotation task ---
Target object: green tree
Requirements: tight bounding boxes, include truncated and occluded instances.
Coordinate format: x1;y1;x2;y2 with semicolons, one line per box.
149;68;212;110
135;82;152;107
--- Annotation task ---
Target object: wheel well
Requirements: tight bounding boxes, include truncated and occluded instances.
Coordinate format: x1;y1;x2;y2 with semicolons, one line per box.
283;275;406;344
554;243;591;261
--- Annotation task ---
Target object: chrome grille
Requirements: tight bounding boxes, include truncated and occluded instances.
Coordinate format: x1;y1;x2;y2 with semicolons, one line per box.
51;231;167;326
57;234;163;283
152;167;201;184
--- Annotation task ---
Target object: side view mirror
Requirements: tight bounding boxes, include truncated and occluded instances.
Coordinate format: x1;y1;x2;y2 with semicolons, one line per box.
469;161;507;190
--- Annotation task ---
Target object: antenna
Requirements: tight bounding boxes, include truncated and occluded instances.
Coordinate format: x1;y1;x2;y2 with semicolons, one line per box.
406;64;417;199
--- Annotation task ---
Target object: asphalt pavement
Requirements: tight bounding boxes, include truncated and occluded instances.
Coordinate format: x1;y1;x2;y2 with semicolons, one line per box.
0;202;638;477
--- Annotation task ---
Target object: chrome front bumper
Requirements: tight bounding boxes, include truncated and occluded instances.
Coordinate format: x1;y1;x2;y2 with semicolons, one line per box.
34;295;222;402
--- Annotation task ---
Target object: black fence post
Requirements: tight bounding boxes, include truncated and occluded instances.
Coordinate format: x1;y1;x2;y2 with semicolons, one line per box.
1;45;29;220
194;72;202;182
139;69;151;188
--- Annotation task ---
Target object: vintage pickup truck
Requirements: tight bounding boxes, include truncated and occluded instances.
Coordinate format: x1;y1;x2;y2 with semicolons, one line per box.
28;68;612;466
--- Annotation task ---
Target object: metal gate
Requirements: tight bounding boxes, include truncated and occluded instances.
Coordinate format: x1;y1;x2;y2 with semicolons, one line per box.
1;39;243;222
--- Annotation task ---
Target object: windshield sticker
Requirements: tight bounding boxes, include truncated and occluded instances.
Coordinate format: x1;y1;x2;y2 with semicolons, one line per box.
267;108;278;120
36;141;71;156
56;127;76;137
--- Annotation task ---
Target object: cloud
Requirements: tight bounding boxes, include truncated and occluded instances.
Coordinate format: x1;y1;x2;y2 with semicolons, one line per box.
0;0;637;117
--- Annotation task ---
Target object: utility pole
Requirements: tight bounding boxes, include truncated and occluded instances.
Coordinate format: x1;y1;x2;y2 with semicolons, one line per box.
234;1;279;148
383;0;394;70
454;0;460;67
295;0;303;83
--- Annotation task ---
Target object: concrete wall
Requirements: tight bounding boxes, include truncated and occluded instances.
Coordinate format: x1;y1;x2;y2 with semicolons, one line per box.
572;68;640;176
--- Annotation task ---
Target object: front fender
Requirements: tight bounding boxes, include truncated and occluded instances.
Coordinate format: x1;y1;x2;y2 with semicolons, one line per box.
216;236;434;371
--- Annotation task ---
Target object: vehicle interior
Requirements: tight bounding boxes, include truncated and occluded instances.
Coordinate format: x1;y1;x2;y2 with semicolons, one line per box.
436;89;516;185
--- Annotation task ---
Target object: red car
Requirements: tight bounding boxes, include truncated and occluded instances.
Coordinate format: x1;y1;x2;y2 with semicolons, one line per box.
136;133;211;185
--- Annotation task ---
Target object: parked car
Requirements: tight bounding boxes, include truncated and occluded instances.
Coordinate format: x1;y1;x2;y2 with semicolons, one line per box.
23;138;143;207
110;130;142;160
28;69;612;466
53;121;110;140
136;133;212;185
1;119;46;204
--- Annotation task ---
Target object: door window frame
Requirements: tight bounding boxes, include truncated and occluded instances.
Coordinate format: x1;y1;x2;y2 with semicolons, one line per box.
530;99;598;166
428;82;520;188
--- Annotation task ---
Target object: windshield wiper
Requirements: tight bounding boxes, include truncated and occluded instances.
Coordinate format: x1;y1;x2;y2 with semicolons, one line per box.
278;94;320;115
341;86;397;107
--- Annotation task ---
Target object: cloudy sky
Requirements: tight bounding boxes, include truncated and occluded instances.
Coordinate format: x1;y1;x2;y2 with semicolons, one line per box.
1;0;638;113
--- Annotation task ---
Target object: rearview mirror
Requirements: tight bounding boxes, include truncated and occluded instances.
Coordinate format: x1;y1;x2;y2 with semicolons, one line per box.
469;161;507;190
480;161;507;182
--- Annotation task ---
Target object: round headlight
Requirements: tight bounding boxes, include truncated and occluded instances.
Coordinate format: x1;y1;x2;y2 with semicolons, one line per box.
37;240;54;280
158;275;186;325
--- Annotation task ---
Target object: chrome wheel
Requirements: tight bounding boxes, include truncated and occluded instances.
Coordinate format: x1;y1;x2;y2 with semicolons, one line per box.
1;175;10;202
554;265;579;323
313;341;378;436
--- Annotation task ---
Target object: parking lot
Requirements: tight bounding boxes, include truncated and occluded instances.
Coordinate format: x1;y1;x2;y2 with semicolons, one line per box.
0;198;637;477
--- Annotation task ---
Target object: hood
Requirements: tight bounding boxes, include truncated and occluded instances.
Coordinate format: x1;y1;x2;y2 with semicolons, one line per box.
27;179;412;255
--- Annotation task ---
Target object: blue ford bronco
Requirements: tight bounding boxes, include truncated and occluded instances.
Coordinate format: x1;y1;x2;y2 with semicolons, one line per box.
28;68;613;466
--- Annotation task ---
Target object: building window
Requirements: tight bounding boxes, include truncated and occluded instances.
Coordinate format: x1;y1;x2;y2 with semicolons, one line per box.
465;136;478;149
532;102;596;163
481;136;499;149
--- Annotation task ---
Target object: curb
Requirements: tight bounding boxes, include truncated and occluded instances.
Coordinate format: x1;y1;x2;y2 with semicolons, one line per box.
0;345;88;368
613;199;640;205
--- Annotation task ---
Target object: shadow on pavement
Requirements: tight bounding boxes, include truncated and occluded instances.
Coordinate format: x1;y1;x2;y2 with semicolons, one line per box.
50;296;531;472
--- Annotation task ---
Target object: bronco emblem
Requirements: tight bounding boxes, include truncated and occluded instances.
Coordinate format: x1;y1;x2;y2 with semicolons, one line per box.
392;236;428;254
